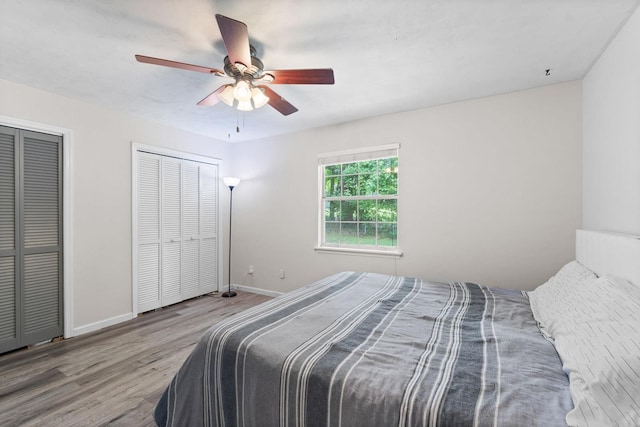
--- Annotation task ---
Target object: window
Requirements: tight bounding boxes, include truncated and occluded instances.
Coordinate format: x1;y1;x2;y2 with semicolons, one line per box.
317;144;399;255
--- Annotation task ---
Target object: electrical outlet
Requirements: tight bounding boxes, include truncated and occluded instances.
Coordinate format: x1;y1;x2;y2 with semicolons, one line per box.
248;265;254;274
279;269;285;279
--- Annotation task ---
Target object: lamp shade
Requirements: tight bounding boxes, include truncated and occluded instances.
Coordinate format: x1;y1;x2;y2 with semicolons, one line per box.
251;87;269;108
233;80;252;102
223;176;241;188
218;85;235;107
237;99;253;111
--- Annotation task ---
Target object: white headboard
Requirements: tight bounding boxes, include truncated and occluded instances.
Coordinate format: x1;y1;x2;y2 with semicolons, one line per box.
576;230;640;286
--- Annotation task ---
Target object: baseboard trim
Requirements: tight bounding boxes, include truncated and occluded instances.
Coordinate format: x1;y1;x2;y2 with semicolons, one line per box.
232;284;283;298
71;285;279;336
73;312;134;337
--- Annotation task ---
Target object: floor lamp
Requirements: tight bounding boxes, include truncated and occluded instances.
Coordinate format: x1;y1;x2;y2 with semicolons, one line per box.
222;177;240;298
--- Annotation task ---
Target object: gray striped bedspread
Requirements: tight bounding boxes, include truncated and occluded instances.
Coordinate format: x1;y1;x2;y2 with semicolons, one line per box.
155;272;573;426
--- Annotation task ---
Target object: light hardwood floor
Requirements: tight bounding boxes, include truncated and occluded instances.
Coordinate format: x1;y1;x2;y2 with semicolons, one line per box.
0;292;271;426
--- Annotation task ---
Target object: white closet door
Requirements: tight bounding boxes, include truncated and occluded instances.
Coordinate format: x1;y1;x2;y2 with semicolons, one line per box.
135;148;219;314
136;153;161;312
161;157;182;306
182;160;200;299
200;163;218;293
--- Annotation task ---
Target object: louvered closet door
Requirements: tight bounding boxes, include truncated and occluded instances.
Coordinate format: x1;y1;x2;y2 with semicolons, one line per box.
136;153;161;312
0;126;62;354
136;150;219;313
161;157;182;306
0;127;18;353
200;163;218;293
182;160;200;299
22;131;63;345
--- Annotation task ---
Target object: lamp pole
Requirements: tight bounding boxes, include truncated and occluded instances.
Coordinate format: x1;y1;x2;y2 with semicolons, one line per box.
222;177;240;297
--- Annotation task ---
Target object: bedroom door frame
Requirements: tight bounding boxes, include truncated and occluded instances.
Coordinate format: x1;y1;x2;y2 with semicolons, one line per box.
0;114;74;339
131;142;223;316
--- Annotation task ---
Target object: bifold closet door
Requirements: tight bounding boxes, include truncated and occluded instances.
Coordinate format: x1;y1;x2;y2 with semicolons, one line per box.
0;127;18;352
182;161;219;298
22;130;63;346
181;160;200;300
136;151;219;313
0;126;62;354
136;152;161;312
161;157;182;306
199;163;218;294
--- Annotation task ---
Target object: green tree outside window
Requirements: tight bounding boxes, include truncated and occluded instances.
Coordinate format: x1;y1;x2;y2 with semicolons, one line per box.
322;156;398;248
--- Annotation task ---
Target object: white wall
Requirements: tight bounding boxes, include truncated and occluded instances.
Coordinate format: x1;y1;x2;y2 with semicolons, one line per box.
0;76;584;335
0;79;230;334
583;7;640;235
231;81;583;293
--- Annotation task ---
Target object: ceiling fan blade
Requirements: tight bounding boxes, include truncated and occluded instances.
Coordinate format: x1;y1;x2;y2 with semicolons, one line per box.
215;14;252;69
258;86;299;116
263;69;335;84
135;55;224;75
197;85;227;106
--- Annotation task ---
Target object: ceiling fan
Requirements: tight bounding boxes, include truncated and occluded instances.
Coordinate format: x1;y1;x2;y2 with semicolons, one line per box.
135;14;335;116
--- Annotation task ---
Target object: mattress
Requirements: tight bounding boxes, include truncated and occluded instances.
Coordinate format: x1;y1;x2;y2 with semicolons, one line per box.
155;272;572;426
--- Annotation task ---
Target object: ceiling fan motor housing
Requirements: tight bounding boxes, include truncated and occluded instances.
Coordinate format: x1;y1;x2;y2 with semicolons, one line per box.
223;45;265;80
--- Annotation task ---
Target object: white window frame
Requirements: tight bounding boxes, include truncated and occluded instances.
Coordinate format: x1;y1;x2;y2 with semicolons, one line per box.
315;143;402;257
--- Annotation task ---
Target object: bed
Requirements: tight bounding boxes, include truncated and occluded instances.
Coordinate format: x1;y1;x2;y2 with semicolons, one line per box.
154;230;640;426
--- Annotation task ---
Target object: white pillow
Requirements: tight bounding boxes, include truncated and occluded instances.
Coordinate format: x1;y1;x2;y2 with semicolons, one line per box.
553;275;640;426
528;260;598;337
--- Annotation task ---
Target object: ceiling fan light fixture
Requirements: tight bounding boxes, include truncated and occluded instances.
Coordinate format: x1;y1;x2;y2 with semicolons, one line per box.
233;80;252;102
135;14;334;117
237;99;253;111
218;84;235;106
251;87;269;108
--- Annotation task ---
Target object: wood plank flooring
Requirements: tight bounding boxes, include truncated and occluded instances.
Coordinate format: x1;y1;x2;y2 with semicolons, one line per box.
0;292;271;427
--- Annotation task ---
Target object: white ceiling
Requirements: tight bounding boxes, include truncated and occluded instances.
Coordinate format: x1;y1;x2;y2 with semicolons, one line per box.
1;0;638;142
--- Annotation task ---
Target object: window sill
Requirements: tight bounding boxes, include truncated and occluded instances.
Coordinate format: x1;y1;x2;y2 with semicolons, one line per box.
314;246;403;258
